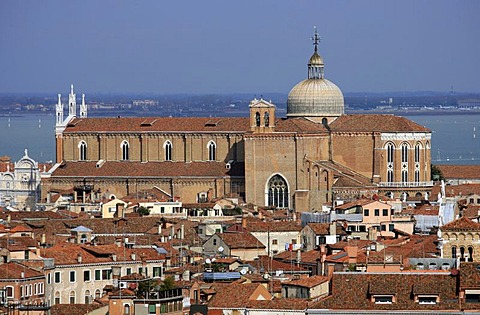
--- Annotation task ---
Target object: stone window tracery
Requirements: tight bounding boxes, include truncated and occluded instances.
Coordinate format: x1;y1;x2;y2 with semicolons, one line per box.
164;140;172;161
267;174;289;208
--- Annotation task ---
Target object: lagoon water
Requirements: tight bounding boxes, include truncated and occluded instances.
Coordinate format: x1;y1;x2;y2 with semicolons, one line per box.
0;113;479;165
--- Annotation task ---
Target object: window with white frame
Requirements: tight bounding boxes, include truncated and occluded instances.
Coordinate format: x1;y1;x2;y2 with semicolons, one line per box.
207;140;216;161
164;140;172;161
54;271;61;283
121;140;129;161
374;295;394;304
78;140;87;161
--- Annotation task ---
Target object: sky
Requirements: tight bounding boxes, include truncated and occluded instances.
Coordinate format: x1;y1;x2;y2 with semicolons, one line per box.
0;1;479;95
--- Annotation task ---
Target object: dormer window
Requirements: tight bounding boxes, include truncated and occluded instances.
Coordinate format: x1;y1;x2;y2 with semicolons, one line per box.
373;295;394;304
417;295;438;305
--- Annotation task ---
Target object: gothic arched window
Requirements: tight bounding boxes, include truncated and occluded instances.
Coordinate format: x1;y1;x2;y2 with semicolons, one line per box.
386;142;395;182
207;140;216;161
415;143;421;163
267;174;289;208
78;141;87;161
401;142;409;183
121;140;129;161
164;140;172;161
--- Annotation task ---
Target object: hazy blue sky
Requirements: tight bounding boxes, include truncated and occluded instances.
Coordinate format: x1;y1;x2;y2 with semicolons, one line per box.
1;1;479;94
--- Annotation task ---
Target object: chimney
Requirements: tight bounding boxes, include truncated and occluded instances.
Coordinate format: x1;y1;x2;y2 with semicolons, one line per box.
242;217;247;230
158;224;162;235
316;258;323;276
181;224;185;239
7;214;11;223
329;222;337;237
346;245;358;265
296;250;302;266
41;234;46;244
115;238;122;247
77;254;82;264
112;254;117;262
116;203;125;218
131;253;136;261
170;226;175;239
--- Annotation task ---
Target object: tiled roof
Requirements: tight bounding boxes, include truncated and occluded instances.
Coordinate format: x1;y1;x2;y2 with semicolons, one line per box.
441;216;480;232
218;232;266;249
246;298;309;310
42;243;165;265
403;204;439;215
306;223;329;235
0;262;44;280
50;161;244;178
64;117;250;133
275;118;328;133
330;114;430;132
245;255;306;273
9;224;33;233
283;275;329;288
461;204;480;219
50;304;104;315
431;183;480;198
244;220;302;233
459;262;480;289
0;235;37;248
335;199;377;211
436;164;480;180
208;283;271;308
312;272;459;311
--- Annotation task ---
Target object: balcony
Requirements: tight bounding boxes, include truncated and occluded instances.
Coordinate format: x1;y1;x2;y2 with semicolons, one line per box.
378;181;433;188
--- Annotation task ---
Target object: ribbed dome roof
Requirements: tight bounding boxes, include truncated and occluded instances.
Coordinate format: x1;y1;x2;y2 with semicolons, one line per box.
287;78;344;117
309;52;324;66
287;29;344;118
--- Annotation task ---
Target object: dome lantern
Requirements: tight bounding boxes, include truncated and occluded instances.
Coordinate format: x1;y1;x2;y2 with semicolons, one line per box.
287;27;344;121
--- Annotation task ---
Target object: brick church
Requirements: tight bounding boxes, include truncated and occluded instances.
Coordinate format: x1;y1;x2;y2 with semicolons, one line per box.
43;30;432;212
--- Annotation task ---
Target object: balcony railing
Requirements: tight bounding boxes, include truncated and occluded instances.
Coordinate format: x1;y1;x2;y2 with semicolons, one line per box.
378;181;433;188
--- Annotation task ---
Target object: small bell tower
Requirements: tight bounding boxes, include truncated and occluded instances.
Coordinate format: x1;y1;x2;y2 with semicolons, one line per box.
249;98;276;133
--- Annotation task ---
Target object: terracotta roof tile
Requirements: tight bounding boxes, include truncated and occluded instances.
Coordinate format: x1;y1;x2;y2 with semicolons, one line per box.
441;216;480;232
0;262;44;279
459;262;480;288
283;275;329;288
330;114;430;132
208;283;271;308
64;117;250;133
218;232;265;249
436;165;480;180
312;272;458;311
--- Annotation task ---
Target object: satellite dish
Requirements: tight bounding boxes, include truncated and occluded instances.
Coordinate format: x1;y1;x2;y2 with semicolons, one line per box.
211;258;216;262
263;273;270;280
240;268;247;275
218;246;224;253
205;258;211;264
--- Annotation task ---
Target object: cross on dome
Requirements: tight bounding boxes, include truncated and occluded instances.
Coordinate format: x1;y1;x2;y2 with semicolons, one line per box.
311;26;321;53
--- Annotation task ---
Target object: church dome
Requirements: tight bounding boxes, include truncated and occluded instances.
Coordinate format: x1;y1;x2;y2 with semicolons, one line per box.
287;29;344;118
287;78;344;117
